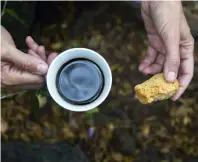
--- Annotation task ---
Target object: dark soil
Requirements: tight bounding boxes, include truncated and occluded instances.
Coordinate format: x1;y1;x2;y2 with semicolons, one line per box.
1;1;198;162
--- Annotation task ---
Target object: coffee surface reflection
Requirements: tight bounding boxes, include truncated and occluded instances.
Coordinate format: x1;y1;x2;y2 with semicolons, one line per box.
56;59;104;105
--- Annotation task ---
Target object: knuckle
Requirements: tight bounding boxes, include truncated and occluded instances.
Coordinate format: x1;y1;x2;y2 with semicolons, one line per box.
170;58;180;66
22;60;33;70
180;37;194;56
187;37;195;47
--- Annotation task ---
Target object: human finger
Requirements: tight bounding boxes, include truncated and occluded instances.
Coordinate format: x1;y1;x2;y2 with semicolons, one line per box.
1;64;45;86
139;46;157;72
171;10;194;100
47;52;58;65
171;57;193;100
28;49;40;59
143;53;165;74
36;45;46;61
26;36;47;61
2;44;48;75
149;1;181;82
26;36;39;52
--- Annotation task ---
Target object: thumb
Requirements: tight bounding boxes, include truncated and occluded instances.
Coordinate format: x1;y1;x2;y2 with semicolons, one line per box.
3;43;48;75
163;48;180;82
162;22;180;82
149;1;181;82
162;21;180;82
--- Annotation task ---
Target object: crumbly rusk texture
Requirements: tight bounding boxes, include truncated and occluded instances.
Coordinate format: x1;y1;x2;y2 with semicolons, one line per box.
134;73;179;104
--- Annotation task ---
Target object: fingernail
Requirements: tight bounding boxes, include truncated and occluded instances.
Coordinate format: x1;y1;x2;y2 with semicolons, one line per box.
37;64;48;74
167;71;176;82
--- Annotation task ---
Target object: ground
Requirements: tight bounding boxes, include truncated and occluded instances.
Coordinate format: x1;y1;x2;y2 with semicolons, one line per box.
1;1;198;162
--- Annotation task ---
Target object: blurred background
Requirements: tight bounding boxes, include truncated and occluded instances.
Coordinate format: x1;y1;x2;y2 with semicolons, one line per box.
1;1;198;162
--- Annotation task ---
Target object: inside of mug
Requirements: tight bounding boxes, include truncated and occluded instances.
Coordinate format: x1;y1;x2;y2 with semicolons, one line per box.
46;48;112;112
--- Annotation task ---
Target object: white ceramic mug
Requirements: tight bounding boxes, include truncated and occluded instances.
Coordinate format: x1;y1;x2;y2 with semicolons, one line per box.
46;48;112;112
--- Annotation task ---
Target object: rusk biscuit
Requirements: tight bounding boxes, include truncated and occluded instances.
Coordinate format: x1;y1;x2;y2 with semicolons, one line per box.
135;73;179;104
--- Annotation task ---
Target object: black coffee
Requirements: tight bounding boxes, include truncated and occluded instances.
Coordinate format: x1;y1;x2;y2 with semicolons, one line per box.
56;59;104;105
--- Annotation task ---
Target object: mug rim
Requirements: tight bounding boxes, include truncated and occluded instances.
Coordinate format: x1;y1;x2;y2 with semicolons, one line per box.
46;48;112;112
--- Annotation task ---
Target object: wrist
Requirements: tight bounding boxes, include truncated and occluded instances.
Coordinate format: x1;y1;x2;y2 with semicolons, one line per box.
1;26;16;47
1;41;14;60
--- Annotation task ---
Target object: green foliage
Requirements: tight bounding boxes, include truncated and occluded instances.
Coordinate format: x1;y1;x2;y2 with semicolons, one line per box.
84;107;99;121
71;40;80;48
28;92;39;110
2;8;25;25
27;91;40;120
36;87;49;97
1;2;198;161
85;107;99;116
